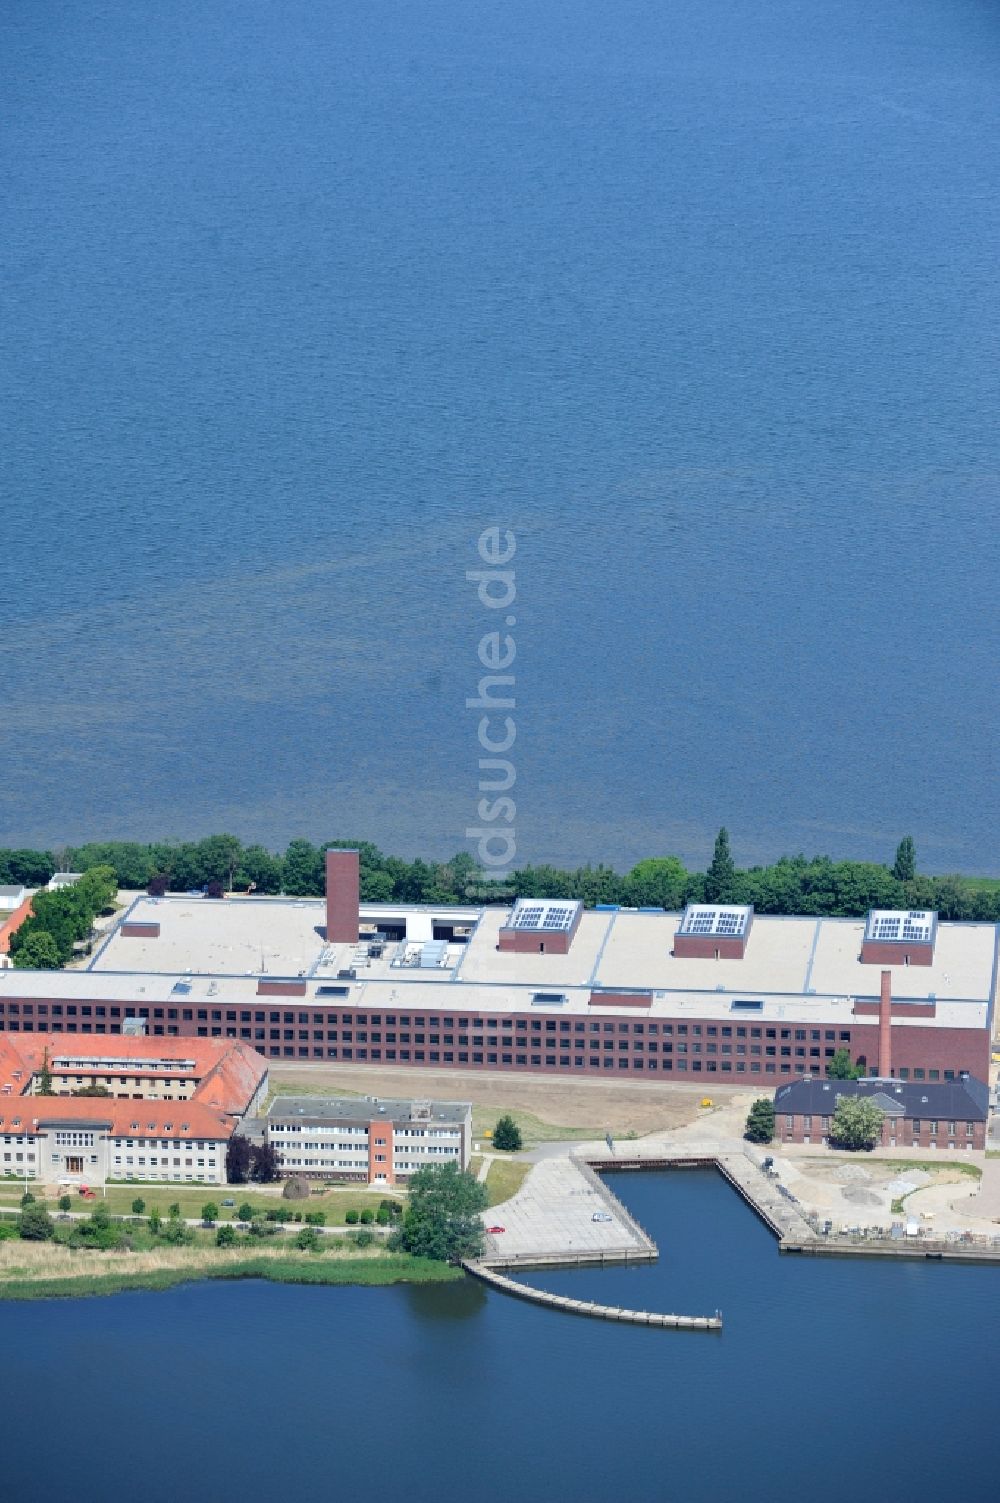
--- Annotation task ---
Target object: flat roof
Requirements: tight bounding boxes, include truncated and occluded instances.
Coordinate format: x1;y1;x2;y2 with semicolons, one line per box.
0;898;993;1032
268;1095;470;1127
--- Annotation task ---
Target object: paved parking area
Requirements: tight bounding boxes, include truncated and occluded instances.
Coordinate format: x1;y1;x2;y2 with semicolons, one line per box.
481;1157;647;1263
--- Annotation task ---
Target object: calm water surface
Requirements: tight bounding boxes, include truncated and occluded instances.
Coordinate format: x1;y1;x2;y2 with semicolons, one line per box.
2;0;999;870
0;1171;993;1503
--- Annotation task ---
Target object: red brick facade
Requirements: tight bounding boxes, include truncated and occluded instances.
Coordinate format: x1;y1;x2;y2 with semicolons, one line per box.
325;848;360;943
672;934;748;960
368;1118;394;1185
0;996;987;1083
779;1112;985;1151
860;939;934;967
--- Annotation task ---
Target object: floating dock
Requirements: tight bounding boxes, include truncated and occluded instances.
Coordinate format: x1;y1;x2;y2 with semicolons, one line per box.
463;1259;721;1330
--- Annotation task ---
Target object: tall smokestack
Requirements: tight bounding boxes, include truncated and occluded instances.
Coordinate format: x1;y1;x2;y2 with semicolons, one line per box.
878;969;892;1079
326;849;360;943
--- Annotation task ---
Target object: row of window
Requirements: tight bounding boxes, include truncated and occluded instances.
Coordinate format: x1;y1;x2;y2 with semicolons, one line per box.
0;1007;854;1040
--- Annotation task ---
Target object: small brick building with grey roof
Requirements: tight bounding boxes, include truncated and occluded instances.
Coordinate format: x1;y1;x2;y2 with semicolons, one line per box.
773;1074;989;1151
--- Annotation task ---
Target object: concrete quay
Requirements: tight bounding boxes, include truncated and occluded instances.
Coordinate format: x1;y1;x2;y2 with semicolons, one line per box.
479;1154;656;1269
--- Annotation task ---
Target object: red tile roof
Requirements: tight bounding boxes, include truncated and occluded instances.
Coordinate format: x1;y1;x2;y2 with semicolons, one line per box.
0;1033;267;1135
0;897;34;954
0;1094;233;1140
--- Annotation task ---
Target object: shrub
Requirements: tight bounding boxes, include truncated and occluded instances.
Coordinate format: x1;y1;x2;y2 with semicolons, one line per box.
216;1224;237;1248
238;1202;255;1223
201;1202;220;1225
58;1195;72;1213
744;1099;775;1144
359;1209;374;1225
265;1208;285;1223
295;1225;321;1252
19;1204;54;1241
305;1211;326;1226
148;1208;162;1234
20;1191;35;1208
168;1203;181;1218
492;1114;523;1152
353;1230;374;1248
131;1197;146;1216
376;1208;390;1225
345;1209;359;1225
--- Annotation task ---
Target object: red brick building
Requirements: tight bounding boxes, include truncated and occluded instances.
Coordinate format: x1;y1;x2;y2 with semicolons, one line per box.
773;1073;989;1151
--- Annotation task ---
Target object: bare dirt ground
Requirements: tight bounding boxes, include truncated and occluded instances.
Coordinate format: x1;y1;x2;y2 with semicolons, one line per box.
267;1060;747;1137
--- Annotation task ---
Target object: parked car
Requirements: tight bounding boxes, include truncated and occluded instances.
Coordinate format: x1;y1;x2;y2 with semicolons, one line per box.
592;1211;613;1224
486;1225;506;1235
221;1198;235;1207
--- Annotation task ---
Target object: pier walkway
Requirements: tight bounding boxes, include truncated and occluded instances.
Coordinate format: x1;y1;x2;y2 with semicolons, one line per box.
463;1259;721;1331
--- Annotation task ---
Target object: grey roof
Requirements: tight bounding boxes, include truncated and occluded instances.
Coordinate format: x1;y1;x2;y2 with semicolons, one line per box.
267;1094;471;1128
774;1075;989;1121
0;887;26;900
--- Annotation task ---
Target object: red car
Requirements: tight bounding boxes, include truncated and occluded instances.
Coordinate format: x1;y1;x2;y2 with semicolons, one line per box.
486;1225;506;1235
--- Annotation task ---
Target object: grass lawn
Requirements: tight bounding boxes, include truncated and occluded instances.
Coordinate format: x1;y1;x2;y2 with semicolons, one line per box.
881;1159;981;1180
484;1157;531;1208
0;1180;400;1225
472;1107;600;1149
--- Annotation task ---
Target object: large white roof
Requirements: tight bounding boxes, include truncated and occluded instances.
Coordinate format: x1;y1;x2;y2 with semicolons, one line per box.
0;896;993;1033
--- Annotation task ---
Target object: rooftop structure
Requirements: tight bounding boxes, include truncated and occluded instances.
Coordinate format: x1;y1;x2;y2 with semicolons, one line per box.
862;908;938;966
498;898;583;955
674;903;753;960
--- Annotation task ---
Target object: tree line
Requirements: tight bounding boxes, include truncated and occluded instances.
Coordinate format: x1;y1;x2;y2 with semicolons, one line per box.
8;866;119;969
2;828;999;924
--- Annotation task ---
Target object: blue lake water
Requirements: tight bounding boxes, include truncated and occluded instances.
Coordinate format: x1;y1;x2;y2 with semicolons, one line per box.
2;0;998;872
0;1170;993;1503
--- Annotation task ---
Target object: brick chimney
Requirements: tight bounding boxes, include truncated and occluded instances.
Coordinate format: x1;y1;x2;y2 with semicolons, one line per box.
878;969;892;1078
325;848;360;943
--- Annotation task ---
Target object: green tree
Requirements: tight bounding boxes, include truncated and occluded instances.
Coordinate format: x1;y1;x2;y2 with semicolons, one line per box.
283;839;324;896
704;828;737;903
148;1207;162;1234
201;1202;219;1225
295;1225;321;1251
131;1198;146;1215
744;1098;775;1144
394;1162;488;1263
238;1201;255;1223
893;836;917;883
19;1203;55;1241
168;1202;181;1218
826;1048;864;1080
58;1194;72;1213
829;1095;884;1151
12;931;61;971
216;1223;237;1247
35;1048;54;1095
492;1114;523;1151
622;856;689;910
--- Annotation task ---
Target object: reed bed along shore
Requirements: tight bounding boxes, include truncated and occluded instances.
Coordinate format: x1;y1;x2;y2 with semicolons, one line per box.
0;1238;461;1301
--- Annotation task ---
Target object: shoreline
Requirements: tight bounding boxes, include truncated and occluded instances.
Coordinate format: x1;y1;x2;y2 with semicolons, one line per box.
0;1247;462;1303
